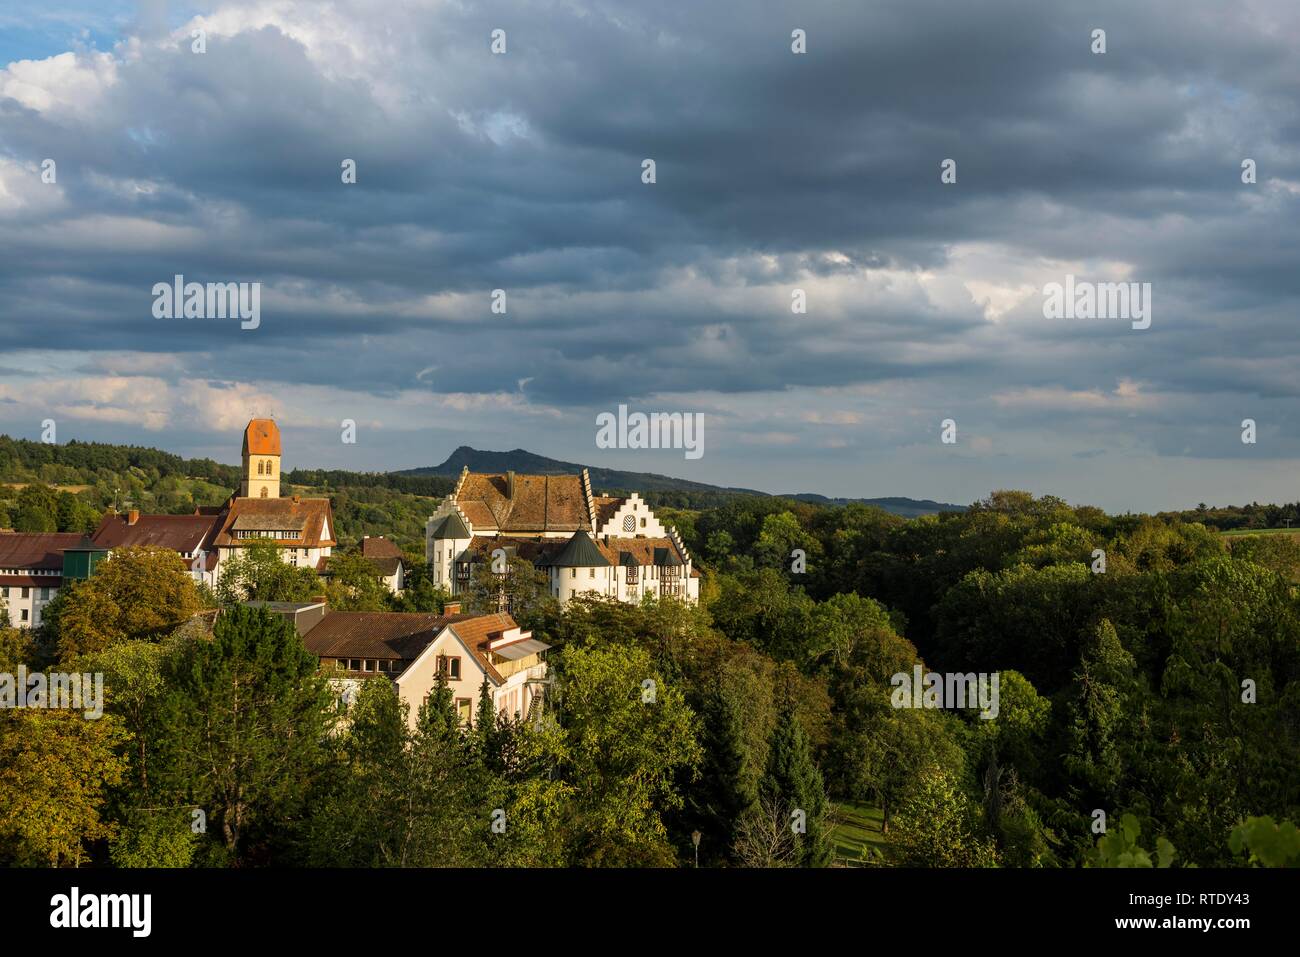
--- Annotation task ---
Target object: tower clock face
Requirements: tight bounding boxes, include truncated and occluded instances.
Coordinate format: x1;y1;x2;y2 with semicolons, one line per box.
623;515;636;532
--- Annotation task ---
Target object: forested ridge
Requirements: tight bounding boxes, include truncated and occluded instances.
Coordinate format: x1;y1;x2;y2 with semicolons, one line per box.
1;436;1298;868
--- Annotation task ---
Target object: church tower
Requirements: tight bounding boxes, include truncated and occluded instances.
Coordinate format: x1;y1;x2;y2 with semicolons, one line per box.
241;418;282;498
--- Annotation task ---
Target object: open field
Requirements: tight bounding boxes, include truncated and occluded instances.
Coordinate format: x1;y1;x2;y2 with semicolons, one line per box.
830;801;889;866
2;482;92;493
1219;527;1300;537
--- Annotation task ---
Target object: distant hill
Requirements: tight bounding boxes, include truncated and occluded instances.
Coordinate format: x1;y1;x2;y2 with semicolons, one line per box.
395;446;965;517
782;492;965;518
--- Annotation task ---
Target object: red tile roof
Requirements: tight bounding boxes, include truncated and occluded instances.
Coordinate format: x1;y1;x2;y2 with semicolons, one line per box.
303;610;475;660
214;496;336;548
301;610;525;685
593;496;626;526
92;512;221;553
360;536;405;559
454;471;592;533
446;613;523;684
0;532;86;570
243;418;281;456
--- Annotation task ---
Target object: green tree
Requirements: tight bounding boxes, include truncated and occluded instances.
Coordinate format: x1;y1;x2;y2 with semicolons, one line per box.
1229;816;1300;867
322;549;391;611
12;482;58;532
49;546;204;658
389;562;452;612
1085;813;1175;868
465;556;557;631
759;687;832;867
214;540;322;605
682;680;756;865
891;769;1000;867
557;643;701;866
0;709;128;866
157;604;334;860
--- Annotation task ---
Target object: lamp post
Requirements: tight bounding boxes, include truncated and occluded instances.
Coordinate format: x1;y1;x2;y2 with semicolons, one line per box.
691;830;701;868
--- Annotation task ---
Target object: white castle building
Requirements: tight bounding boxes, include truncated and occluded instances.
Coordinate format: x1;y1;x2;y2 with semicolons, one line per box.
426;468;699;606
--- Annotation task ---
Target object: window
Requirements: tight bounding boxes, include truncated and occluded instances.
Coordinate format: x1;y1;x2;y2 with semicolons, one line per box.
348;659;359;671
257;460;264;475
456;698;473;725
571;568;576;579
589;567;595;578
640;518;647;528
21;587;29;599
260;487;268;498
626;565;638;584
437;655;462;680
21;610;29;622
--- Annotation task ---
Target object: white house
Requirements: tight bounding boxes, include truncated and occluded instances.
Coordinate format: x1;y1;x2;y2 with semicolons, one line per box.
426;469;699;607
275;602;549;731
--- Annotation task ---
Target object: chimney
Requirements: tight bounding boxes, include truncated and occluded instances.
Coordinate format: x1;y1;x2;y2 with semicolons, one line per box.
127;509;139;525
443;600;462;615
506;470;516;499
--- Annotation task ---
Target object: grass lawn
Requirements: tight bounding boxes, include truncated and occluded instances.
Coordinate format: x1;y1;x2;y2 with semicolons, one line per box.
830;801;889;866
1219;527;1300;536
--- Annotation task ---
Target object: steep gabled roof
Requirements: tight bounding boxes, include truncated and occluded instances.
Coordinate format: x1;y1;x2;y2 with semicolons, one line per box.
429;511;472;540
453;471;592;533
550;529;611;568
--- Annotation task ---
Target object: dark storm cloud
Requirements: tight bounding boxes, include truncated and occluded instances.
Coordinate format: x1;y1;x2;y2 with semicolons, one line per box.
0;0;1298;502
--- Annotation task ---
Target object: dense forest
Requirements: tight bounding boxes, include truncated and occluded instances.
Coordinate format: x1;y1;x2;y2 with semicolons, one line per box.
2;480;1298;868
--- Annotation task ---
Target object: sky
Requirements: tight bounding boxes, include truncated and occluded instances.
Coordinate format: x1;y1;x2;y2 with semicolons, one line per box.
0;0;1297;512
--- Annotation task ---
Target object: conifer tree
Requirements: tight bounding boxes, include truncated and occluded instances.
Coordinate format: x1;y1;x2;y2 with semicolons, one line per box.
760;694;832;867
686;683;755;864
156;604;333;861
472;677;502;771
